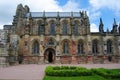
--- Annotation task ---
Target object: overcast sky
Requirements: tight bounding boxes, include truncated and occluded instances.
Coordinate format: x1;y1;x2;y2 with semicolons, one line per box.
0;0;120;32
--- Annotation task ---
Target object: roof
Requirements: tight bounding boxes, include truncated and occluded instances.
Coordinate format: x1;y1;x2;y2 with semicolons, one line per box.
3;25;13;30
25;12;81;18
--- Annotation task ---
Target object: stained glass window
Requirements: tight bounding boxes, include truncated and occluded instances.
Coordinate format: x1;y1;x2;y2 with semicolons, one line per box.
63;41;69;54
74;22;78;35
38;23;43;35
107;40;112;54
50;23;55;35
92;40;98;54
32;41;39;54
78;40;83;54
63;22;67;35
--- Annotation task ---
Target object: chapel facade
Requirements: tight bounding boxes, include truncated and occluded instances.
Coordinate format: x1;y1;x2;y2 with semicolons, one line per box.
4;4;120;64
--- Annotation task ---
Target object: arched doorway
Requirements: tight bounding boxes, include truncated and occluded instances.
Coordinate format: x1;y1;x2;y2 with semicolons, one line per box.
44;48;55;63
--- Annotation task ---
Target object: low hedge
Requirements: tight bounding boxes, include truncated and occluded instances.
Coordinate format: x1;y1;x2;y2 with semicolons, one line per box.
45;66;93;76
91;68;120;79
45;66;120;78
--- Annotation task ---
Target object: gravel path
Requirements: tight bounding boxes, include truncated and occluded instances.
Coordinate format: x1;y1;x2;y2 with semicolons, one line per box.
0;64;120;80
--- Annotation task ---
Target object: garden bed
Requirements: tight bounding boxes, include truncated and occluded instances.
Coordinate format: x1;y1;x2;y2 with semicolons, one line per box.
44;66;120;80
45;66;92;76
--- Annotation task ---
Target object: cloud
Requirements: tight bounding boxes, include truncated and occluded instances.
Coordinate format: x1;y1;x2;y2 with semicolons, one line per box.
0;25;3;29
89;0;120;16
0;0;81;29
90;23;99;32
89;11;101;21
23;0;62;12
61;0;80;11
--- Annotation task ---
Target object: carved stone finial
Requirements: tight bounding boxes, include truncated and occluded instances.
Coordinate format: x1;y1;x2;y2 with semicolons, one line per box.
107;28;109;33
56;11;60;26
57;11;59;18
99;18;104;33
112;18;118;34
80;11;84;18
71;11;73;18
100;18;103;25
16;4;23;16
84;11;87;18
24;5;30;13
43;10;46;18
113;18;117;26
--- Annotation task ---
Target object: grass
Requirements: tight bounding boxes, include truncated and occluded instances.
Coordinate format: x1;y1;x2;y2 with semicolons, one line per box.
43;75;120;80
43;75;106;80
43;66;120;80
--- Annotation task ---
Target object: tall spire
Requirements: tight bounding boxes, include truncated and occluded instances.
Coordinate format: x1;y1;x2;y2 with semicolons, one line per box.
57;11;59;18
43;10;46;18
71;11;73;18
84;11;88;18
70;11;74;26
100;18;103;25
113;18;117;26
112;18;118;34
99;18;104;33
107;28;109;32
56;11;60;26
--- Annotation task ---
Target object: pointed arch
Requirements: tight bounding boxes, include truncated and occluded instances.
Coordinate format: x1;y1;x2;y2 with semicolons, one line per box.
38;20;44;35
92;39;98;54
62;20;68;35
32;40;39;55
61;39;70;54
50;22;55;35
74;20;79;35
78;39;84;54
63;41;69;54
107;39;112;54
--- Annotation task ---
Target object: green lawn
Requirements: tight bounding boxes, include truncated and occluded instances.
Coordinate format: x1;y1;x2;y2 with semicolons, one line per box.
43;75;105;80
43;75;120;80
43;66;120;80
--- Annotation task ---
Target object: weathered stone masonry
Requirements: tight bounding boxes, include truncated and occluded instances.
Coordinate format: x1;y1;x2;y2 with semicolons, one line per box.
4;4;120;64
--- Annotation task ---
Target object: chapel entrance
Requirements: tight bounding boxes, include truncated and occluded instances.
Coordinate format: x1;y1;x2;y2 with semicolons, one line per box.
44;48;55;63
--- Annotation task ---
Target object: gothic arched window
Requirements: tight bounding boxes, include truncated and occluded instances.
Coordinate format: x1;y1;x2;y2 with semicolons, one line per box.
50;23;55;35
63;41;69;54
38;23;43;35
92;40;98;54
107;40;112;54
74;22;78;35
32;41;39;54
78;40;84;54
63;22;67;35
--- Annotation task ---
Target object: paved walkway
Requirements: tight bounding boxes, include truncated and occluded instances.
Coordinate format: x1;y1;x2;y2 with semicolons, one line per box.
0;64;120;80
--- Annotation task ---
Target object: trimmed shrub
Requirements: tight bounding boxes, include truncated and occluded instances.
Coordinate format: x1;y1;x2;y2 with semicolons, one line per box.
69;66;77;70
45;66;93;77
45;67;120;78
61;66;69;70
53;66;61;70
91;68;120;79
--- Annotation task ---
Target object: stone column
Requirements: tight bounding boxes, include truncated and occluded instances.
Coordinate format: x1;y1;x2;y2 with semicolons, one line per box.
100;35;104;55
39;35;44;64
87;35;91;54
56;35;61;63
71;35;77;64
86;35;93;63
